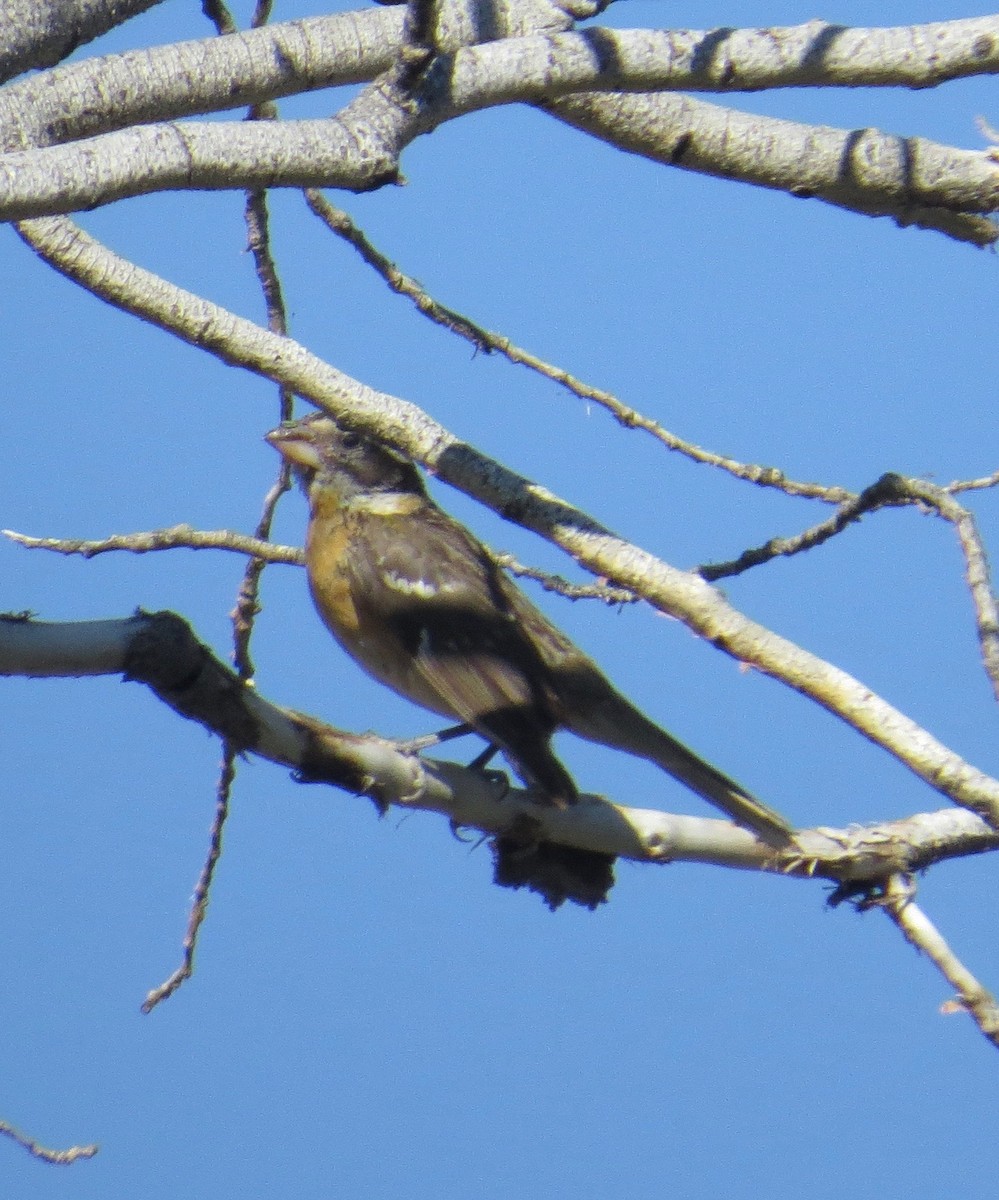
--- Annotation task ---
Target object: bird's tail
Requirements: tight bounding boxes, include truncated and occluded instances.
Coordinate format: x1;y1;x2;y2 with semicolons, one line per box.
567;690;793;847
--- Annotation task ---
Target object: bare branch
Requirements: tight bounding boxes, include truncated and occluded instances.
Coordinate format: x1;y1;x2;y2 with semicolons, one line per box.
894;479;999;700
948;468;999;494
202;0;237;37
0;1119;98;1165
4;522;632;605
881;874;999;1048
6;15;999;150
0;611;797;868
699;472;915;580
491;552;638;605
236;181;295;677
0;10;404;151
546;92;999;246
703;472;999;697
305;189;850;501
0;117;403;220
3;18;998;237
0;0;163;83
2;524;302;564
8;613;999;892
142;747;235;1013
0;2;576;150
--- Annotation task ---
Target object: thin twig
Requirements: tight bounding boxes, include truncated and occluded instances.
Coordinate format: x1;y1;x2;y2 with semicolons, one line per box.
3;523;637;609
0;1120;98;1164
201;0;237;36
877;477;999;697
700;471;999;697
147;3;296;1010
142;750;236;1012
699;472;907;580
947;468;999;494
492;552;638;605
244;188;289;346
303;190;849;503
2;525;303;564
901;479;999;700
237;184;294;677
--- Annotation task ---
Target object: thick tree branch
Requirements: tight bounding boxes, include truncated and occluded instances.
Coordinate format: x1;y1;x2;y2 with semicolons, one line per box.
0;611;791;868
2;14;996;239
545;91;999;245
0;117;404;220
0;1;571;150
0;9;404;151
0;0;163;84
6;612;999;889
5;15;998;151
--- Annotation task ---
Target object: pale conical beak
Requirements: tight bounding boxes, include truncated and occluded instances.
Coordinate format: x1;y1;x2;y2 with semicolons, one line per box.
265;423;323;471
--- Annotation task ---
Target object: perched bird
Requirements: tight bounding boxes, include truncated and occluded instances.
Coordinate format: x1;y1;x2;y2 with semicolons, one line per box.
267;413;793;908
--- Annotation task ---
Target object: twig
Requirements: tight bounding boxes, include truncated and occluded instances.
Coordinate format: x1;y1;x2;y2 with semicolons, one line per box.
237;183;294;677
142;750;235;1012
697;477;894;580
201;0;237;36
886;477;999;699
0;1120;97;1164
700;471;999;698
303;190;848;503
147;3;296;1011
491;552;638;605
2;525;302;564
4;525;634;607
947;468;999;494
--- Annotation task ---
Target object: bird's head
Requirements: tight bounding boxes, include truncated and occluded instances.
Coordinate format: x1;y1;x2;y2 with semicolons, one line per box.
266;413;427;508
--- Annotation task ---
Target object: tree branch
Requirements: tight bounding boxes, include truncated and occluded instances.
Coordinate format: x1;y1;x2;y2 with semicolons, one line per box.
2;14;997;239
0;0;163;83
6;14;998;150
0;1119;98;1165
545;91;999;245
6;612;999;889
881;873;999;1048
2;523;302;564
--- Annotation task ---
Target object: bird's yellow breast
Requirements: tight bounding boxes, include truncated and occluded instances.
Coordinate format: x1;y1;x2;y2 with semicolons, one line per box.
305;511;362;638
304;499;455;717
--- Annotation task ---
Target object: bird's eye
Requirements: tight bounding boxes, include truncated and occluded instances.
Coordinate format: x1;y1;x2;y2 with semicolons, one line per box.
340;431;362;450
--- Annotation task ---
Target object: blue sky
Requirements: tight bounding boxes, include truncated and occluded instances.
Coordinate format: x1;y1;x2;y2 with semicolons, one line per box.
3;2;999;1197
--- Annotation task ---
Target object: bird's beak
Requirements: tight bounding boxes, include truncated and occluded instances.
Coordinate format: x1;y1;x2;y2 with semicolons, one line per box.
265;422;323;470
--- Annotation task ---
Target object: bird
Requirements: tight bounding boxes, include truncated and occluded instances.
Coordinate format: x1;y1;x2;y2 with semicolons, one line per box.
266;412;793;908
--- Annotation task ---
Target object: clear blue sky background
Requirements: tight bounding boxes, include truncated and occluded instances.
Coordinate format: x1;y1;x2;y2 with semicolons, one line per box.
3;1;999;1196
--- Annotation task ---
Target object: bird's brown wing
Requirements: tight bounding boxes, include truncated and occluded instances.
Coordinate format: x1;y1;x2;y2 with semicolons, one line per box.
341;507;577;798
